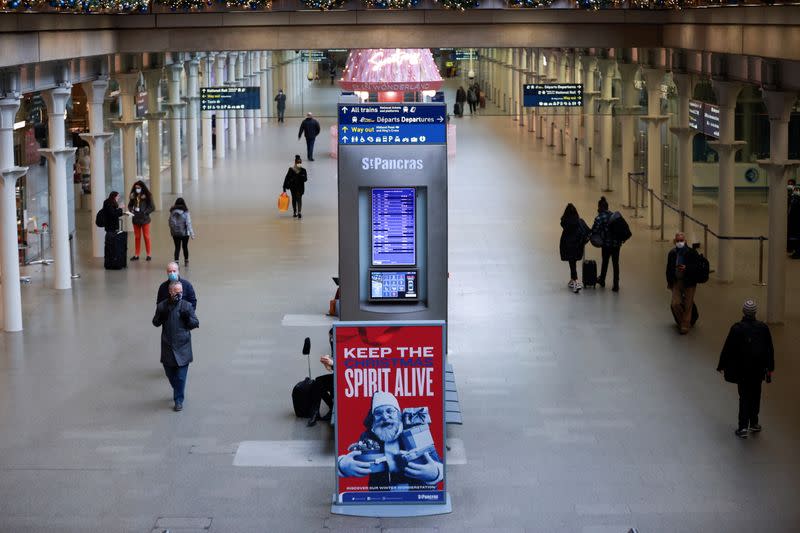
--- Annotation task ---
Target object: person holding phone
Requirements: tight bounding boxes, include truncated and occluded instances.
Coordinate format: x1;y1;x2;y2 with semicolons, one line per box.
666;232;701;334
128;180;155;262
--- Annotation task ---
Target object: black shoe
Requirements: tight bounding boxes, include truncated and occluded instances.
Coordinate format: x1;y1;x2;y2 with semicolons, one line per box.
598;280;605;288
184;259;189;267
612;285;619;292
735;428;748;439
130;256;139;261
292;213;297;218
297;213;302;219
173;403;183;412
307;411;319;427
146;256;152;262
750;424;762;433
320;411;332;422
309;158;315;161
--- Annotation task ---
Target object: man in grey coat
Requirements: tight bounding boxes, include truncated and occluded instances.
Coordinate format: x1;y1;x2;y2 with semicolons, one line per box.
153;281;200;412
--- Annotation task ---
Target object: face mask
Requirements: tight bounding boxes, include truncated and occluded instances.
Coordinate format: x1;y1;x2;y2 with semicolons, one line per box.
789;185;795;191
135;188;141;194
168;272;179;282
676;241;686;249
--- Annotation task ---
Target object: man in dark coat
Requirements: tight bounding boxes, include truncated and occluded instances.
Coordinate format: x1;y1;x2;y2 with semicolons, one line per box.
156;262;197;310
274;89;286;123
717;299;775;439
666;232;701;334
153;281;200;412
298;112;321;161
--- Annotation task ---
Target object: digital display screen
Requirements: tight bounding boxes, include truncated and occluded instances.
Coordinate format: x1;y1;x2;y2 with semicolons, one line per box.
369;270;418;301
523;84;583;107
688;99;703;131
371;187;416;266
703;104;720;139
200;87;260;111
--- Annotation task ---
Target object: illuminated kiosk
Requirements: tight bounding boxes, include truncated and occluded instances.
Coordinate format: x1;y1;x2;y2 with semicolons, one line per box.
333;102;450;517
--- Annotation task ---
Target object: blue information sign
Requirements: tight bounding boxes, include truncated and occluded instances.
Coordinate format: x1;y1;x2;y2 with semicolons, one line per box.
200;87;260;111
523;84;583;108
703;103;720;139
338;104;446;145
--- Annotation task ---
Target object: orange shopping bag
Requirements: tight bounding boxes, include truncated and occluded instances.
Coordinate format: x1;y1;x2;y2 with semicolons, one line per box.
278;192;290;212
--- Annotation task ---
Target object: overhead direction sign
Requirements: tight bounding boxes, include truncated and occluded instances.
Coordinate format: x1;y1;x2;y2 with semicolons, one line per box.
338;104;447;146
200;87;260;111
523;83;583;108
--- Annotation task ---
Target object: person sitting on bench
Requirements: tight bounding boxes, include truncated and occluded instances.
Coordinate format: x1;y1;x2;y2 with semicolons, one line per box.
308;328;334;427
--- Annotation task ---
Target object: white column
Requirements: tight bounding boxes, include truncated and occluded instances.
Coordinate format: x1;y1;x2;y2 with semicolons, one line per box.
0;95;27;331
201;54;215;169
236;52;246;144
253;51;262;130
525;49;534;132
709;80;745;282
245;52;255;136
506;49;513;114
184;57;200;182
641;68;670;224
215;53;227;159
261;51;270;123
597;58;618;190
79;78;112;257
166;63;186;195
580;56;598;176
143;70;165;211
618;63;639;205
40;86;74;290
512;49;520;121
226;54;238;151
759;90;800;323
670;73;697;220
114;72;142;196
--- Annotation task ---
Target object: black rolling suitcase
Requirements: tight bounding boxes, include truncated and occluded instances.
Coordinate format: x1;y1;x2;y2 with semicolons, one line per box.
582;259;597;288
454;102;462;116
104;231;127;270
292;337;315;418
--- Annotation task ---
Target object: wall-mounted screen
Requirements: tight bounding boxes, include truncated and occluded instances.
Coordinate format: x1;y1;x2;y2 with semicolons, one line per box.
200;87;260;111
523;84;583;107
369;270;418;301
371;187;416;266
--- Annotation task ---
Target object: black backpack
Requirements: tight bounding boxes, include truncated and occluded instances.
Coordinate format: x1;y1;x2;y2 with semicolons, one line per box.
607;211;632;243
695;253;710;284
95;209;106;228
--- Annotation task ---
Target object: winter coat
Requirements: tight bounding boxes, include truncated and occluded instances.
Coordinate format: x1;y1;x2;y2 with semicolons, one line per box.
717;317;775;384
467;87;478;103
100;199;123;233
456;88;467;104
157;278;198;310
152;297;199;367
168;207;194;238
559;215;590;262
128;193;154;225
283;166;308;195
666;246;701;288
298;117;321;140
274;93;286;111
591;210;622;249
788;195;800;241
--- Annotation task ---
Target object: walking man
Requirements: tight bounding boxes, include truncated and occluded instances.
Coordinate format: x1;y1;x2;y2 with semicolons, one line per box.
157;262;197;310
666;232;700;334
717;299;775;439
153;281;200;412
274;89;286;123
298;112;321;161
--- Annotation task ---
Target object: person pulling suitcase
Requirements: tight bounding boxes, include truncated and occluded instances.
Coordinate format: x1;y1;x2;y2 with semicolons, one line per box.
96;191;128;270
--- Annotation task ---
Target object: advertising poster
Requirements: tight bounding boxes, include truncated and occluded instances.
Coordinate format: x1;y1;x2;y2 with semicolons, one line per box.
334;322;446;505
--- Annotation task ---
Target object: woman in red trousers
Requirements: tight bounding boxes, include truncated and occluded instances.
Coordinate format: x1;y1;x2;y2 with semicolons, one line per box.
128;180;155;261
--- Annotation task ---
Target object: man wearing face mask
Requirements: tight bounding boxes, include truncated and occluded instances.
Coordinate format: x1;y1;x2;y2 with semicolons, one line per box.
156;262;197;310
666;232;701;334
153;281;200;411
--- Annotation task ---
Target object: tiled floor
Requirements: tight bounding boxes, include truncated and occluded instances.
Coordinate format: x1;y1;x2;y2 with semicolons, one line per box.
1;81;799;532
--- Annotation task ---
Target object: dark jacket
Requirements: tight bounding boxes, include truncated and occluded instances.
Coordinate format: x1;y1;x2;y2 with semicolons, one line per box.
666;246;701;288
128;193;154;225
274;92;286;111
788;195;800;241
717;317;775;384
153;297;199;367
283;166;308;195
591;210;622;249
298;117;321;140
100;199;123;233
559;215;590;262
157;278;197;310
456;88;467;104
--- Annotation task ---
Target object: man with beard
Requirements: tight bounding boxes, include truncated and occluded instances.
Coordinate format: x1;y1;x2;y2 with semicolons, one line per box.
337;392;443;490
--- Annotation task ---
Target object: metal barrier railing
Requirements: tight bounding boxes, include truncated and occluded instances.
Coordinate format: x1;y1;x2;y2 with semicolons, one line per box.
625;172;768;285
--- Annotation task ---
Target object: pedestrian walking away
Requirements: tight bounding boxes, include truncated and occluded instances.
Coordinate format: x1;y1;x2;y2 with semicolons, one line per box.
455;86;467;117
128;180;155;262
559;203;590;293
157;262;198;310
283;155;309;219
467;85;478;115
298;112;321;161
666;232;701;334
274;89;286;123
590;196;626;291
717;299;775;439
168;197;195;266
153;281;200;412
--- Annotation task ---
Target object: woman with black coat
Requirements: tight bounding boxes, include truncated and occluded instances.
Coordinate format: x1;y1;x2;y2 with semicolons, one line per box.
99;191;124;233
560;203;590;293
283;155;308;219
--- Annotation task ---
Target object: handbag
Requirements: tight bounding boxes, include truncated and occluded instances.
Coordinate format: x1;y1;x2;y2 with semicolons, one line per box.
278;192;290;212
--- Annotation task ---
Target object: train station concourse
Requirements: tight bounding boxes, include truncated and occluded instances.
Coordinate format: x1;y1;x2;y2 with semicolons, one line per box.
2;3;800;532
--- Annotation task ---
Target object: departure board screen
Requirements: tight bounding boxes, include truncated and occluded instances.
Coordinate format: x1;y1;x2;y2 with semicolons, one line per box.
371;187;416;266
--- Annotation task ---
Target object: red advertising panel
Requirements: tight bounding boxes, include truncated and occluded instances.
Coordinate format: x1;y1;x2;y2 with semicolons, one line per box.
334;322;446;505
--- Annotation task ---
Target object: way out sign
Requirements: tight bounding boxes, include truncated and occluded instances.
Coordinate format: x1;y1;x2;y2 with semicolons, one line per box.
331;321;451;517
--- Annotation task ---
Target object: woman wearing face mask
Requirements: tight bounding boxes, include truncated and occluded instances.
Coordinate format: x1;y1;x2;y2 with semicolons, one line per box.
128;180;155;261
282;155;308;219
666;232;701;334
559;203;590;293
168;197;195;266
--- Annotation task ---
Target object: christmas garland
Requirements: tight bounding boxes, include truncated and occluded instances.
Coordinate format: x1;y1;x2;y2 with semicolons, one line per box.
300;0;345;9
436;0;480;9
3;0;148;11
630;0;688;7
576;0;616;9
363;0;419;8
154;0;270;10
508;0;553;7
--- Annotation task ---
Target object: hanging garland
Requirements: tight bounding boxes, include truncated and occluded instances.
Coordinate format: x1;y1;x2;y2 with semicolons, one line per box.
300;0;345;9
436;0;479;9
508;0;552;7
154;0;270;10
630;0;687;7
575;0;616;9
363;0;419;8
3;0;148;10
